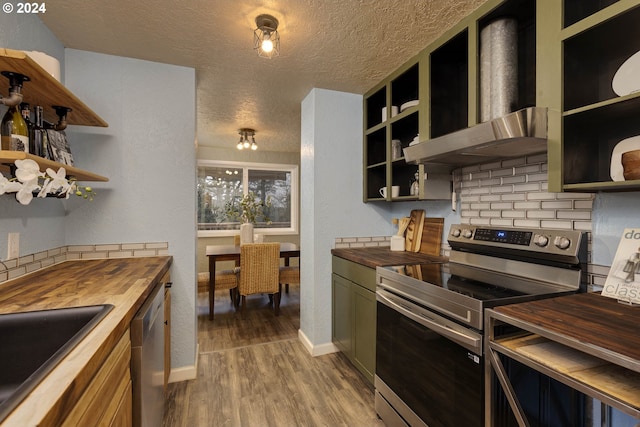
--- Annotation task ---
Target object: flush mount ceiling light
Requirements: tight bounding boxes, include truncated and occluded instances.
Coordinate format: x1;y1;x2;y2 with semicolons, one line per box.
253;14;280;59
237;128;258;150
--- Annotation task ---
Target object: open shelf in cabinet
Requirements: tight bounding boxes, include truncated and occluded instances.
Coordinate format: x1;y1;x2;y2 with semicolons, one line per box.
563;5;640;112
0;151;108;182
391;63;419;114
365;87;386;130
430;30;468;138
560;3;640;191
0;48;108;127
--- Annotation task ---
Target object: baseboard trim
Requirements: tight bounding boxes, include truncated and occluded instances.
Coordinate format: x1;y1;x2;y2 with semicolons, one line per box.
298;329;339;357
168;344;199;383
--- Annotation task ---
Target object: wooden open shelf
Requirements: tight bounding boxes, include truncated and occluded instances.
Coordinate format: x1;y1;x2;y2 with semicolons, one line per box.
0;151;108;182
494;333;640;413
0;48;108;127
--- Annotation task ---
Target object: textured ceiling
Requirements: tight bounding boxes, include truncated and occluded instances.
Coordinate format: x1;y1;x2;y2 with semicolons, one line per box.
40;0;488;153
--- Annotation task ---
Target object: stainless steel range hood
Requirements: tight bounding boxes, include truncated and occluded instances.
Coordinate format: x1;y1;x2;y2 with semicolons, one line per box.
403;107;548;171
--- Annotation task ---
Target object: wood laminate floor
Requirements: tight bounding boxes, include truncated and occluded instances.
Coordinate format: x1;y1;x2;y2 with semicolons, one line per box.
163;284;384;427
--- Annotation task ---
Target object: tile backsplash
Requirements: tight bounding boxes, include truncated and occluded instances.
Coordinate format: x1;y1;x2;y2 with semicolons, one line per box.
336;154;608;291
0;242;169;283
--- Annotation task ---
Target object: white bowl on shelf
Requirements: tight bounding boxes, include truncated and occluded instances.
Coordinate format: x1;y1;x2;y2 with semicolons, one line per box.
400;100;419;112
612;50;640;97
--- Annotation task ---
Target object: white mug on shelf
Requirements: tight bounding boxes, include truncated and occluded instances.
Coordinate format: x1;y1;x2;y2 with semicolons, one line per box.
379;186;400;198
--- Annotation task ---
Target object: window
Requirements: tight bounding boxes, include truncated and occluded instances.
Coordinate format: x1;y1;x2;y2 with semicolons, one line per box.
197;160;298;236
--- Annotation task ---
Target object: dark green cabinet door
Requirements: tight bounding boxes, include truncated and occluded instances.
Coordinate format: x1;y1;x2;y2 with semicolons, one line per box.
331;273;352;356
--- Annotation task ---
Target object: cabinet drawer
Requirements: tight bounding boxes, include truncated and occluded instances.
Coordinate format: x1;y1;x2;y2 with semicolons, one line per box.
332;256;376;292
62;331;132;427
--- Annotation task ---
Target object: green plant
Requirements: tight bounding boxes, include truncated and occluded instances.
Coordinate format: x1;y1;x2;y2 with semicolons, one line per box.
226;191;272;225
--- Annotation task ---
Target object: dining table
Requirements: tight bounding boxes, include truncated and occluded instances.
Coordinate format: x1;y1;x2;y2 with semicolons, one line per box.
205;242;300;320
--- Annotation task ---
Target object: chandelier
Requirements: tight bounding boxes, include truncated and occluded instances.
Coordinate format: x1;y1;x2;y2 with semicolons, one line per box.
237;128;257;150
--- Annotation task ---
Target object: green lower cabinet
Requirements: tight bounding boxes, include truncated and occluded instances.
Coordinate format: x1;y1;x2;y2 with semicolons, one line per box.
331;256;376;384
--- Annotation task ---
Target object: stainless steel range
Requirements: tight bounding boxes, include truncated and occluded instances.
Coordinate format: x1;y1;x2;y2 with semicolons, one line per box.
374;224;587;427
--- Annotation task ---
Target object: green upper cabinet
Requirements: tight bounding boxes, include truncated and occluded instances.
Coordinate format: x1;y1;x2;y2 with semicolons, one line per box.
552;0;640;192
364;0;640;199
363;0;539;202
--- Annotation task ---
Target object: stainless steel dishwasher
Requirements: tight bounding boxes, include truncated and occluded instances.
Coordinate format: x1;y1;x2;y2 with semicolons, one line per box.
131;281;164;427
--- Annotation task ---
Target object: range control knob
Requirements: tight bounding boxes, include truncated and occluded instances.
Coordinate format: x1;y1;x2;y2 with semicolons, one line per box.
462;229;473;239
451;228;461;238
533;234;549;247
554;236;571;250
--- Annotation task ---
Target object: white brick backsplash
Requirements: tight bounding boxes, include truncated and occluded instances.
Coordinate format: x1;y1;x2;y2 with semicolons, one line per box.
0;241;170;284
513;183;541;192
513;201;541;210
541;200;573;209
501;175;526;185
491;167;515;177
481;178;502;187
527;173;548;182
500;193;526;201
513;219;542;228
514;164;541;175
527;192;557;200
470;202;491;210
491;185;515;194
574;200;594;209
480;210;502;218
540;220;573;229
502;210;526;218
480;194;502;202
490;202;513;210
527;210;556;219
557;210;591;220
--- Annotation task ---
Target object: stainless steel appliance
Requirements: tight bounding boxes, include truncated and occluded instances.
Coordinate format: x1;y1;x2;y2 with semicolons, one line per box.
131;281;165;427
375;224;587;427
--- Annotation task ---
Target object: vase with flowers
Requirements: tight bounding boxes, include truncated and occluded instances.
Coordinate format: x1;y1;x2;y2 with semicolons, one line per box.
226;191;272;244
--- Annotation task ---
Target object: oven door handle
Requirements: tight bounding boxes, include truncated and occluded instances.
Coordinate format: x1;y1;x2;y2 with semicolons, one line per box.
377;289;482;354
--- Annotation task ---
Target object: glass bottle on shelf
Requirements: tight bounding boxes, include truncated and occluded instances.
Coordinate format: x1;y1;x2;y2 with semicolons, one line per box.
0;72;30;153
20;103;35;154
410;171;419;196
32;106;47;158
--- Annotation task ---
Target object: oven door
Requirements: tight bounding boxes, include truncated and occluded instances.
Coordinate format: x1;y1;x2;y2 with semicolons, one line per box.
375;288;483;427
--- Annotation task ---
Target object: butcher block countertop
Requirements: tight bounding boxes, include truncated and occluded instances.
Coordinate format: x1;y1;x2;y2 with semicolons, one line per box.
0;256;172;426
331;246;447;269
488;292;640;417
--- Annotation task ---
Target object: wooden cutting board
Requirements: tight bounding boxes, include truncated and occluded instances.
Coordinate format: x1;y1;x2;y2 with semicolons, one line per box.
418;217;444;256
405;210;425;252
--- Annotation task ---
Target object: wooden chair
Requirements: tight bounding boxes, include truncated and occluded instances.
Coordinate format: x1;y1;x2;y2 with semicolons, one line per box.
197;270;238;320
237;242;281;316
279;265;300;294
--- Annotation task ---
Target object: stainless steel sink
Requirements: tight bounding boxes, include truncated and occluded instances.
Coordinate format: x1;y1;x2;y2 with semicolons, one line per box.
0;304;113;422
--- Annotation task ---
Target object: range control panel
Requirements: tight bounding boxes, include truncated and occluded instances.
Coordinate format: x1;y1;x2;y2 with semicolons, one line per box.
472;228;532;246
448;224;586;263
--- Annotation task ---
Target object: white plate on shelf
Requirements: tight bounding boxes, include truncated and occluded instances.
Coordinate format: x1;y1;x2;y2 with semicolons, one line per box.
610;135;640;181
612;50;640;96
400;100;419;112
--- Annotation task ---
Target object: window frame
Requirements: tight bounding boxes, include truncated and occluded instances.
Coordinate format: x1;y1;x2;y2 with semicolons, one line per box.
197;159;299;237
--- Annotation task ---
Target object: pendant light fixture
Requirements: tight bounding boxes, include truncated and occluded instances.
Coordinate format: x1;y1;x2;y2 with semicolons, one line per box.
253;14;280;59
237;128;257;150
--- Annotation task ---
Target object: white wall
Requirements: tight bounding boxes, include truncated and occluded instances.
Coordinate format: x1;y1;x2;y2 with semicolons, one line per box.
0;13;67;257
62;50;197;373
0;11;198;374
300;88;392;352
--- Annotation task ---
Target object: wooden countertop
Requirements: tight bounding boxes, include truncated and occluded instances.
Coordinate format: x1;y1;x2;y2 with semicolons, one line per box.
331;246;447;269
0;256;172;426
494;292;640;367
